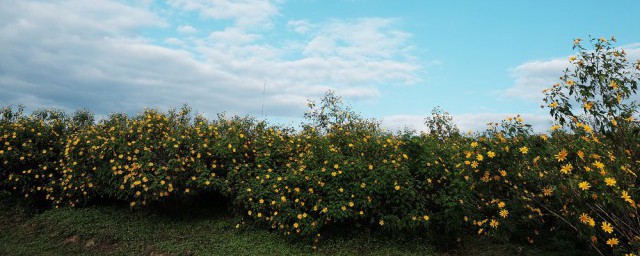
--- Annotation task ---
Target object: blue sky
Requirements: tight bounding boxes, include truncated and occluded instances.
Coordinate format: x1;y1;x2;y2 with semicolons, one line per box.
1;0;639;131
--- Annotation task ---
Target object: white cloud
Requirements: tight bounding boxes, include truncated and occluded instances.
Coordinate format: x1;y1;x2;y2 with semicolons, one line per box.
0;1;422;120
501;58;568;101
453;113;552;133
209;28;260;44
501;43;640;102
177;25;197;34
165;37;186;46
302;18;414;61
380;115;426;133
287;20;312;34
167;0;281;28
381;113;552;133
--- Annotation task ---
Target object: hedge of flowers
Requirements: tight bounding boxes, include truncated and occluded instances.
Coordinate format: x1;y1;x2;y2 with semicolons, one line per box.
1;37;639;255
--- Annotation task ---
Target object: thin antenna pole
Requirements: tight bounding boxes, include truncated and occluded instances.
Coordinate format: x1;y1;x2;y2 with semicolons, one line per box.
261;82;266;117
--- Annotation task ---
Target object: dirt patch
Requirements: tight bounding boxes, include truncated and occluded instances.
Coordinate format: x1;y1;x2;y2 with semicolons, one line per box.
63;235;79;244
85;238;96;248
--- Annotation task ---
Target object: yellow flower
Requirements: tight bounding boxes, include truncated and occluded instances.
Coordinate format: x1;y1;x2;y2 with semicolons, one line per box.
606;238;619;247
622;191;635;206
519;146;528;154
423;215;430;221
579;213;590;224
476;154;484;161
487;151;495;158
560;163;573;174
555;149;568;162
543;187;553;196
593;161;605;170
567;79;575;86
379;220;384;226
578;181;591;191
601;221;613;233
471;142;478;148
490;219;499;228
605;177;617;187
394;185;401;191
499;209;509;218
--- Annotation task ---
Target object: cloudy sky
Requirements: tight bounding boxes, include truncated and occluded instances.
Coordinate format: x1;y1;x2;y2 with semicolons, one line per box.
1;0;639;132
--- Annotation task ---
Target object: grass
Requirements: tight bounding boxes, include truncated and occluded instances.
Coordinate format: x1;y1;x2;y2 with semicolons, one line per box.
0;192;592;256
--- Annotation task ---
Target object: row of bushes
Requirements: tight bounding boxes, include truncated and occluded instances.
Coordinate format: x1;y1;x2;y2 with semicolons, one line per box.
1;103;638;254
1;37;639;255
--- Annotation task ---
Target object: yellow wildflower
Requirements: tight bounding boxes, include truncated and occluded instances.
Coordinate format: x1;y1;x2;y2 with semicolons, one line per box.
578;181;591;191
605;177;617;187
490;219;499;228
601;221;613;233
560;163;573;175
519;146;528;154
555;149;568;162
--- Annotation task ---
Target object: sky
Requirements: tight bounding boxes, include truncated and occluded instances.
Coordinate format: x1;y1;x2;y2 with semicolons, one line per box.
1;0;639;132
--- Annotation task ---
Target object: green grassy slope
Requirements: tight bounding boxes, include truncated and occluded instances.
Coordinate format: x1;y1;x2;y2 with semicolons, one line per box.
0;193;590;256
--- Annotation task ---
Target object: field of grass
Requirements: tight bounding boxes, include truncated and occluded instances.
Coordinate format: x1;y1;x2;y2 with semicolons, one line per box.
0;192;590;256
